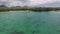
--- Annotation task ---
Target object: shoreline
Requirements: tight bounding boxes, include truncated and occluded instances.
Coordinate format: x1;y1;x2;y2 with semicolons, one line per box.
0;7;60;12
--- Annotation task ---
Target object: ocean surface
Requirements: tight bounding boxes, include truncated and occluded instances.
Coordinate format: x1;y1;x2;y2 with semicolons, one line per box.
0;11;60;34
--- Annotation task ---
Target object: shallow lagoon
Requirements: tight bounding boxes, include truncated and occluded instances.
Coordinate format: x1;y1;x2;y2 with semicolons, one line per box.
0;11;60;34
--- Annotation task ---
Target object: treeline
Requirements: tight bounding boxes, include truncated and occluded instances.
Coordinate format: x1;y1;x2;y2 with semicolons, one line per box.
0;7;60;12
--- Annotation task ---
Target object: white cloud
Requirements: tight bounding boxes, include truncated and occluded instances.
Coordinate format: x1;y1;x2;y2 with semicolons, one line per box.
0;0;60;7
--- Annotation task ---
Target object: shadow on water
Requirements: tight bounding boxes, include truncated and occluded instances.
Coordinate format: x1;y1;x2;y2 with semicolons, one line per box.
11;31;24;34
42;21;46;24
0;28;5;32
56;30;60;32
32;30;40;34
48;32;51;34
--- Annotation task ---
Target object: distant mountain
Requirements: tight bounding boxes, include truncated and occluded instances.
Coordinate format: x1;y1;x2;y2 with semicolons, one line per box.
0;5;7;7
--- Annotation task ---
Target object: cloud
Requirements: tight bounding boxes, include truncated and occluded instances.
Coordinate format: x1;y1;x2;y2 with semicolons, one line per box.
0;0;60;7
41;1;60;7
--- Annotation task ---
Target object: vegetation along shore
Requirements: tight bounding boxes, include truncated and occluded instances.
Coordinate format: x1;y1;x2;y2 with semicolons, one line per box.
0;6;60;12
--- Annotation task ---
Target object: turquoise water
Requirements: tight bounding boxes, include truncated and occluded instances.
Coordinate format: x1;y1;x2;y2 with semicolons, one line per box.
0;11;60;34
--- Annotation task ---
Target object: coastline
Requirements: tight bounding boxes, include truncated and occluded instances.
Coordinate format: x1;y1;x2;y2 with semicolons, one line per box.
0;7;60;12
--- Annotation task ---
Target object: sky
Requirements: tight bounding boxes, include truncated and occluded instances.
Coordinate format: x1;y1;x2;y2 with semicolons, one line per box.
0;0;60;7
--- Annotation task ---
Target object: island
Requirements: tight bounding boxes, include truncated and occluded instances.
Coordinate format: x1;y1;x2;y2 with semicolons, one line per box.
0;6;60;12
